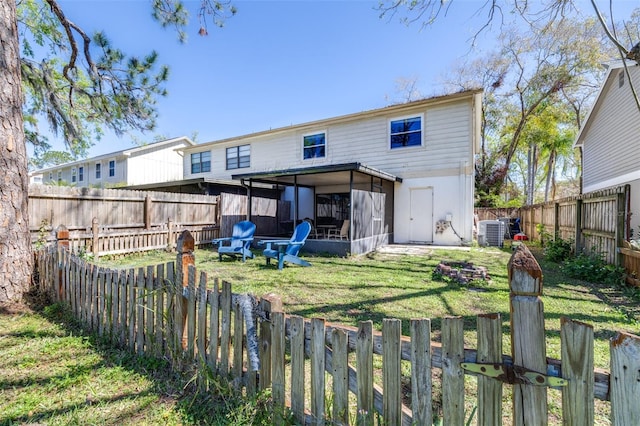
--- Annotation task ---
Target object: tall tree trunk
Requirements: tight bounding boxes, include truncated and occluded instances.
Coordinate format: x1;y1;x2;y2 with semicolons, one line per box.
544;150;556;202
0;1;32;304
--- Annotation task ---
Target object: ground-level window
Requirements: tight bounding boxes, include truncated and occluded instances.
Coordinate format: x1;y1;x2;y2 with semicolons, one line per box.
226;145;250;170
78;166;84;182
71;168;77;183
109;160;115;177
95;163;101;179
303;133;326;160
390;115;422;149
191;151;211;173
57;171;62;183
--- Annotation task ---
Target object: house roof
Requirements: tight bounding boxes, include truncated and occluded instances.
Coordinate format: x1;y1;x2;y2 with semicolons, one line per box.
232;162;401;187
183;89;483;151
574;60;637;148
32;136;195;173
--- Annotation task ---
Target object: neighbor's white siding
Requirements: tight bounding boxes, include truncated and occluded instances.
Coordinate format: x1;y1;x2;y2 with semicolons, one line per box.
127;142;185;185
582;66;640;192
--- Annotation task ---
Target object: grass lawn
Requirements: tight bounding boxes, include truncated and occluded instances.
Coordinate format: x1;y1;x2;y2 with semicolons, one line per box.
96;244;640;369
0;303;274;425
4;244;638;425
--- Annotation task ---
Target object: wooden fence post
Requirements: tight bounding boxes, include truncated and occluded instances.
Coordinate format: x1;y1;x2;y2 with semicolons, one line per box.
144;195;152;230
56;226;69;300
92;217;99;258
616;190;627;267
509;244;547;425
554;202;560;239
167;218;174;251
176;230;195;350
575;199;583;254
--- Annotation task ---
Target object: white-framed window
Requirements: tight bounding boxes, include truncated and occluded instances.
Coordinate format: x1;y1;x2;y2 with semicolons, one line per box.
389;115;423;149
303;132;326;160
108;160;116;177
57;171;62;183
95;163;101;179
226;145;250;170
78;166;84;182
191;151;211;174
49;172;53;181
71;168;77;183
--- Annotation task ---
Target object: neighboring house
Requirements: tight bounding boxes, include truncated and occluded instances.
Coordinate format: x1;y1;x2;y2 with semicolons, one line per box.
31;137;195;188
183;90;482;253
574;61;640;230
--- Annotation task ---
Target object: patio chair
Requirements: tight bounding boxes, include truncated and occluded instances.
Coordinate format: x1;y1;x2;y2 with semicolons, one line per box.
212;220;256;262
260;221;312;270
328;219;350;240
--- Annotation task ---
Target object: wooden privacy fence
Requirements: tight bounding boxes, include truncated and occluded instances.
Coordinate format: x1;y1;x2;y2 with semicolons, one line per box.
475;186;630;266
34;236;640;425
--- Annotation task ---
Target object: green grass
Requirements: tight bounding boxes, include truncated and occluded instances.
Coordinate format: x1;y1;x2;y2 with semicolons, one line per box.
97;245;640;369
0;303;276;425
16;244;639;425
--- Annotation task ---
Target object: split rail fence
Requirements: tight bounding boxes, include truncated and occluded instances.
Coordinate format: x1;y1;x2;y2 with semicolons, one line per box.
33;232;640;425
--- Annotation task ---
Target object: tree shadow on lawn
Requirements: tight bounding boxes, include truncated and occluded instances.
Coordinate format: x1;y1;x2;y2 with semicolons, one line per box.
2;302;252;426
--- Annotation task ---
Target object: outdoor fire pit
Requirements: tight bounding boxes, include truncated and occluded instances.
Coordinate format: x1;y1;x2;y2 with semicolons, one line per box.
433;261;490;285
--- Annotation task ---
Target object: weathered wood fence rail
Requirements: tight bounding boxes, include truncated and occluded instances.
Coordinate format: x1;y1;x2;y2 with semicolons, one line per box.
53;219;220;258
34;235;640;425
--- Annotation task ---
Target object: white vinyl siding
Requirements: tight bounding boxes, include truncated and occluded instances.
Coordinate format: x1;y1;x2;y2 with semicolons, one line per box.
126;139;192;185
191;98;474;182
582;67;640;190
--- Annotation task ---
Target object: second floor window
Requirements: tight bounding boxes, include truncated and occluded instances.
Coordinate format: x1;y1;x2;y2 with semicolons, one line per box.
191;151;211;173
95;163;101;179
226;145;250;170
109;160;115;177
303;133;326;159
390;116;422;149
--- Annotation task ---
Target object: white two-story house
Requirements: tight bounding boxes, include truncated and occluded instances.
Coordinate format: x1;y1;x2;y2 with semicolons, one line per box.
31;137;194;188
574;61;640;233
183;91;482;254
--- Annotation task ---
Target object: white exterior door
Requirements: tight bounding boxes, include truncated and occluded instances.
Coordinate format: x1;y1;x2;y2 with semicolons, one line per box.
409;187;433;243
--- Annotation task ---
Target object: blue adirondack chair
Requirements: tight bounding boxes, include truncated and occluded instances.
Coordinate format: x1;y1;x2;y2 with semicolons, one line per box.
261;221;312;270
212;220;256;262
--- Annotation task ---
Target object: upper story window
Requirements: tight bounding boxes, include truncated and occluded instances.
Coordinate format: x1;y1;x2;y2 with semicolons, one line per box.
95;163;101;179
191;151;211;174
108;160;116;177
303;133;326;160
390;115;422;149
71;168;77;183
78;166;84;182
226;145;250;170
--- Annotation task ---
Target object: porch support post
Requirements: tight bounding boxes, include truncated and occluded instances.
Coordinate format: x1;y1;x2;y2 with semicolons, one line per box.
349;170;354;241
247;179;253;222
294;175;299;225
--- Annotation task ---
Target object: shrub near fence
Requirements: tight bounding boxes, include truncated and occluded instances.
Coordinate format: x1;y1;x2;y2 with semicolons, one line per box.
34;233;640;425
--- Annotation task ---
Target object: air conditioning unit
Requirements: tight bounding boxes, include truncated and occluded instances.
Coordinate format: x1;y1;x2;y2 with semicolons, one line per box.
478;220;505;247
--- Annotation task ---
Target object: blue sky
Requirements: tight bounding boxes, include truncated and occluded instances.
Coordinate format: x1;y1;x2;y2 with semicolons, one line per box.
44;0;636;158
